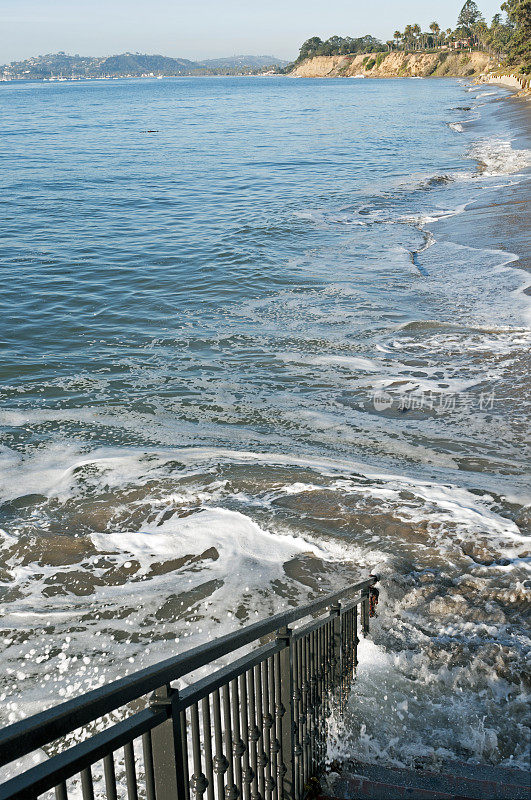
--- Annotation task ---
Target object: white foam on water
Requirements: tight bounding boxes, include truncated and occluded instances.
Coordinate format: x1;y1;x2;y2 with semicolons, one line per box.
0;441;76;502
279;347;490;396
278;352;380;372
326;635;529;770
0;445;527;523
91;506;325;583
470;138;531;176
1;445;529;771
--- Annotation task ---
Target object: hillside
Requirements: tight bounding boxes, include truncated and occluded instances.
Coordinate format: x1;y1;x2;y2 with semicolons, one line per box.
291;50;498;78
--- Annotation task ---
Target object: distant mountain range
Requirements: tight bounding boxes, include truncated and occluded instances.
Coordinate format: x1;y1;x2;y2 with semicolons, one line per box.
0;52;289;80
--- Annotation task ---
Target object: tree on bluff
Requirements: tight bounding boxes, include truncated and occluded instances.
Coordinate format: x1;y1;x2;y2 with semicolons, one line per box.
295;34;386;63
501;0;531;71
457;0;484;28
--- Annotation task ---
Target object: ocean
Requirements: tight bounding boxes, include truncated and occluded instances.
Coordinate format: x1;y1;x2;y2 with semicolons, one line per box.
0;76;529;772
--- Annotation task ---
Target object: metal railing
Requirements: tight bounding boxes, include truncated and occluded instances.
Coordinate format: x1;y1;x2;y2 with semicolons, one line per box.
0;574;379;800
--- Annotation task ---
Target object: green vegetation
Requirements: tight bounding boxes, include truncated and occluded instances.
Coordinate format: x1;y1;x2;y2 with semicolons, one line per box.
290;0;530;75
457;1;483;27
285;34;386;71
501;0;531;72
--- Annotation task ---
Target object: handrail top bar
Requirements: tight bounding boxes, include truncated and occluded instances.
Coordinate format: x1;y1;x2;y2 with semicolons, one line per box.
291;592;364;641
0;574;377;767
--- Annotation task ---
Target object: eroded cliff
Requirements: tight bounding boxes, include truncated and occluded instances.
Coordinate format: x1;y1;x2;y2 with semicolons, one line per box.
291;51;497;78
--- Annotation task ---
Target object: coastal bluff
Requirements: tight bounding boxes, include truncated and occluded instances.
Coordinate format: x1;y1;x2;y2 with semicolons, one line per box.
291;50;496;78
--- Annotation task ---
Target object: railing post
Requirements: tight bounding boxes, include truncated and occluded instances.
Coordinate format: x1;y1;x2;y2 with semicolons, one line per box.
330;603;341;690
361;588;370;636
150;684;188;800
276;626;293;800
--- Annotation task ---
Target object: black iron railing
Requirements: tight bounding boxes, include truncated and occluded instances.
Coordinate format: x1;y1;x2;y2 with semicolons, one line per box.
0;574;379;800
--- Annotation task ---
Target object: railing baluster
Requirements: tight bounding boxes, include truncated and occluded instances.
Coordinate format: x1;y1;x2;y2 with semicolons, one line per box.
344;606;349;699
142;733;156;800
103;754;118;800
300;637;309;788
312;630;319;772
308;631;316;774
345;609;352;701
231;678;245;797
331;602;341;692
354;605;359;675
306;634;313;777
340;610;347;706
352;607;356;672
55;782;68;800
181;710;191;800
261;659;274;800
80;767;95;800
202;696;215;800
124;741;139;800
190;702;208;800
350;609;354;690
254;663;266;800
222;683;238;800
239;673;253;800
292;638;302;800
267;657;279;800
275;629;291;800
212;689;228;800
247;668;261;800
317;624;324;766
324;620;330;698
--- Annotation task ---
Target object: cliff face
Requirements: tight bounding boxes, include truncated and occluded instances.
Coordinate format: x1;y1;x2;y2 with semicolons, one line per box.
291;51;497;79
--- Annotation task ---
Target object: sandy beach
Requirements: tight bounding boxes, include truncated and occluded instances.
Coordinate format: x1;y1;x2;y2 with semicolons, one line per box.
435;90;530;274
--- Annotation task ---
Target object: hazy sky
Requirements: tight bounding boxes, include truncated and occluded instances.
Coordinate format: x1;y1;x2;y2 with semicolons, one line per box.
1;0;505;64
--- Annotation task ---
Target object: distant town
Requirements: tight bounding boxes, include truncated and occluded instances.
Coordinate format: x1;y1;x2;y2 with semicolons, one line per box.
0;52;288;81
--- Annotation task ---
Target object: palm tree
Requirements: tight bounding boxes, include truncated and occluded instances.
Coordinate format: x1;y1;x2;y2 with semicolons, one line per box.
429;22;441;47
412;24;421;49
404;25;413;50
394;30;402;49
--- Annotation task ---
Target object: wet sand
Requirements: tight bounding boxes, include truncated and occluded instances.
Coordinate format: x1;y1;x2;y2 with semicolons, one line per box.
434;94;530;273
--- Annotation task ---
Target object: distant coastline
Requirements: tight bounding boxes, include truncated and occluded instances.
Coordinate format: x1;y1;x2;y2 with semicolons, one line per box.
0;52;287;81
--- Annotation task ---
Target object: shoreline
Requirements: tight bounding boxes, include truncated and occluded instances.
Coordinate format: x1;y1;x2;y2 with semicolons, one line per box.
430;88;531;321
475;72;531;97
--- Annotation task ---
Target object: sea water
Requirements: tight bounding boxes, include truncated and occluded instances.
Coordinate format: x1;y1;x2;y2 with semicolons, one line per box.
0;76;529;772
